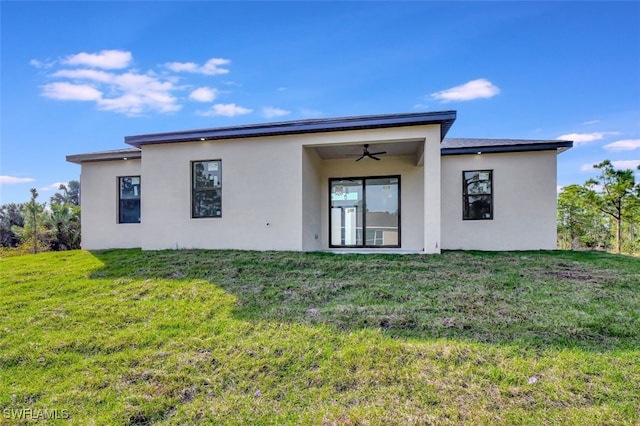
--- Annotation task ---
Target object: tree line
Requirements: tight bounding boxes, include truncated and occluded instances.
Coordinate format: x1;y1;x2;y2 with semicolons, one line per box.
558;160;640;255
0;181;80;256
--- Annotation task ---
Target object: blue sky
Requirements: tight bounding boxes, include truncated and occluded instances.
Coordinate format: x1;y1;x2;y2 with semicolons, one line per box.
2;1;639;204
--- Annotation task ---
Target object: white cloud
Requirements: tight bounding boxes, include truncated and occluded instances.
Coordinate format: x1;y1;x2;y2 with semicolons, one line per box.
35;50;240;116
103;72;180;114
42;70;180;115
588;183;604;192
556;131;620;146
165;58;230;75
556;132;620;146
262;106;290;118
30;59;54;69
41;182;66;191
582;120;600;125
41;82;103;101
63;50;132;69
581;160;640;172
0;175;36;185
198;103;252;117
52;69;115;83
98;72;181;115
612;160;640;170
277;87;287;91
165;62;198;73
189;87;218;102
604;139;640;152
430;78;500;102
557;185;563;193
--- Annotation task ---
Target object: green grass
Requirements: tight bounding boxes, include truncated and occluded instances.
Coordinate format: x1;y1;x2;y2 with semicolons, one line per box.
1;249;638;425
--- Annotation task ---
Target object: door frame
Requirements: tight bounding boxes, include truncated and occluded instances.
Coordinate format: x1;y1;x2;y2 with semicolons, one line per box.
328;175;401;248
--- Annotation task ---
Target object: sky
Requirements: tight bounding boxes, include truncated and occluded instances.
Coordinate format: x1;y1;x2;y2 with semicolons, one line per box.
1;1;639;204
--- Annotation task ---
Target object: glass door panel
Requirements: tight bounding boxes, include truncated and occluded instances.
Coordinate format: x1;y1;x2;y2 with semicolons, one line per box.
365;177;399;246
330;179;363;246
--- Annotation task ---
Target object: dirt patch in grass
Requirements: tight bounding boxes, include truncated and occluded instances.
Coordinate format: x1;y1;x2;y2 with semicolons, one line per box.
526;264;620;283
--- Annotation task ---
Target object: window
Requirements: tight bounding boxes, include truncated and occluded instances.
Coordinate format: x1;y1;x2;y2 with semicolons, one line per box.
118;176;140;223
192;160;222;218
463;170;492;220
330;176;400;248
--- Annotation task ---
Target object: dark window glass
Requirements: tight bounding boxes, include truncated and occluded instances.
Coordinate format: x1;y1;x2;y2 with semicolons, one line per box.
192;160;222;218
119;176;141;223
463;170;492;220
330;176;400;247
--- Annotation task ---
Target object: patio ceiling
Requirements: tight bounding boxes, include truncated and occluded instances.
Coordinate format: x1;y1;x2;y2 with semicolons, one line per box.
311;140;425;165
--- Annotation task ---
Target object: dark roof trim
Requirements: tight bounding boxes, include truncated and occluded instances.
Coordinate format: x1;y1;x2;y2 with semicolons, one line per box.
125;111;457;148
66;148;141;164
441;140;573;156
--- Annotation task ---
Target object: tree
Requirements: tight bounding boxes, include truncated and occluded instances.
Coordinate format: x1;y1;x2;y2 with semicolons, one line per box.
15;189;47;253
50;180;80;206
558;185;586;249
583;160;640;253
45;202;81;251
557;184;610;250
0;203;24;247
47;180;82;251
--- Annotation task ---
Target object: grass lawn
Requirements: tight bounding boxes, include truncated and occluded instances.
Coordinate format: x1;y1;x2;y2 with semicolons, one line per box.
1;249;639;425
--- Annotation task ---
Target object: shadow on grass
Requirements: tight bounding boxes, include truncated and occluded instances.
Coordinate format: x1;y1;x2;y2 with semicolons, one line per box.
89;248;640;352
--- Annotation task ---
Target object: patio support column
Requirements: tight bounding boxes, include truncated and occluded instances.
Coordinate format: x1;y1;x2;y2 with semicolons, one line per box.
423;136;441;254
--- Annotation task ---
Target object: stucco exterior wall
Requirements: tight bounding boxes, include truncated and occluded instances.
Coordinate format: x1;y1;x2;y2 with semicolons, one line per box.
441;150;558;250
79;159;142;249
302;147;323;251
423;134;442;253
136;124;440;252
140;136;304;251
76;127;560;253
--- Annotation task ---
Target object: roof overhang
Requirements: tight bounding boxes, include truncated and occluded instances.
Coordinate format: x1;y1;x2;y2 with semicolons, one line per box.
441;139;573;156
125;111;457;148
66;148;141;164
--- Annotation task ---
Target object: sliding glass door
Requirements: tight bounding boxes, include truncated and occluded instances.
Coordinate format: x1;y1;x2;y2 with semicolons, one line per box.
330;176;400;248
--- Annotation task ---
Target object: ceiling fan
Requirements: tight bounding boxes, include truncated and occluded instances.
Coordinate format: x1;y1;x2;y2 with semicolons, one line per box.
355;144;387;161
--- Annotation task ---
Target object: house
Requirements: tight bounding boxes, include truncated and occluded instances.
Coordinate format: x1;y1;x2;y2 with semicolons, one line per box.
66;110;572;253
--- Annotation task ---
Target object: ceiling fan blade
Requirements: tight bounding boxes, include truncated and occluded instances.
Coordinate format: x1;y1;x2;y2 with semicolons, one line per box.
368;151;387;156
370;155;381;161
356;155;365;162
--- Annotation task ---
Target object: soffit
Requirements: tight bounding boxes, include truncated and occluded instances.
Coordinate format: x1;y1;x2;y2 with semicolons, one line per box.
313;140;423;160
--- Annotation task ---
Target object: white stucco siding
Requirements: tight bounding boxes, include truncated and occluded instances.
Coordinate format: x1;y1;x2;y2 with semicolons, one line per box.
79;159;142;249
441;150;558;250
140;137;304;251
71;123;446;252
139;124;440;252
302;147;323;251
423;134;442;254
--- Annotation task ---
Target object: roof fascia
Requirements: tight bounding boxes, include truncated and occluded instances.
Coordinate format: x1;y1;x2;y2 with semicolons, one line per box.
441;141;573;156
66;150;141;164
125;111;457;148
